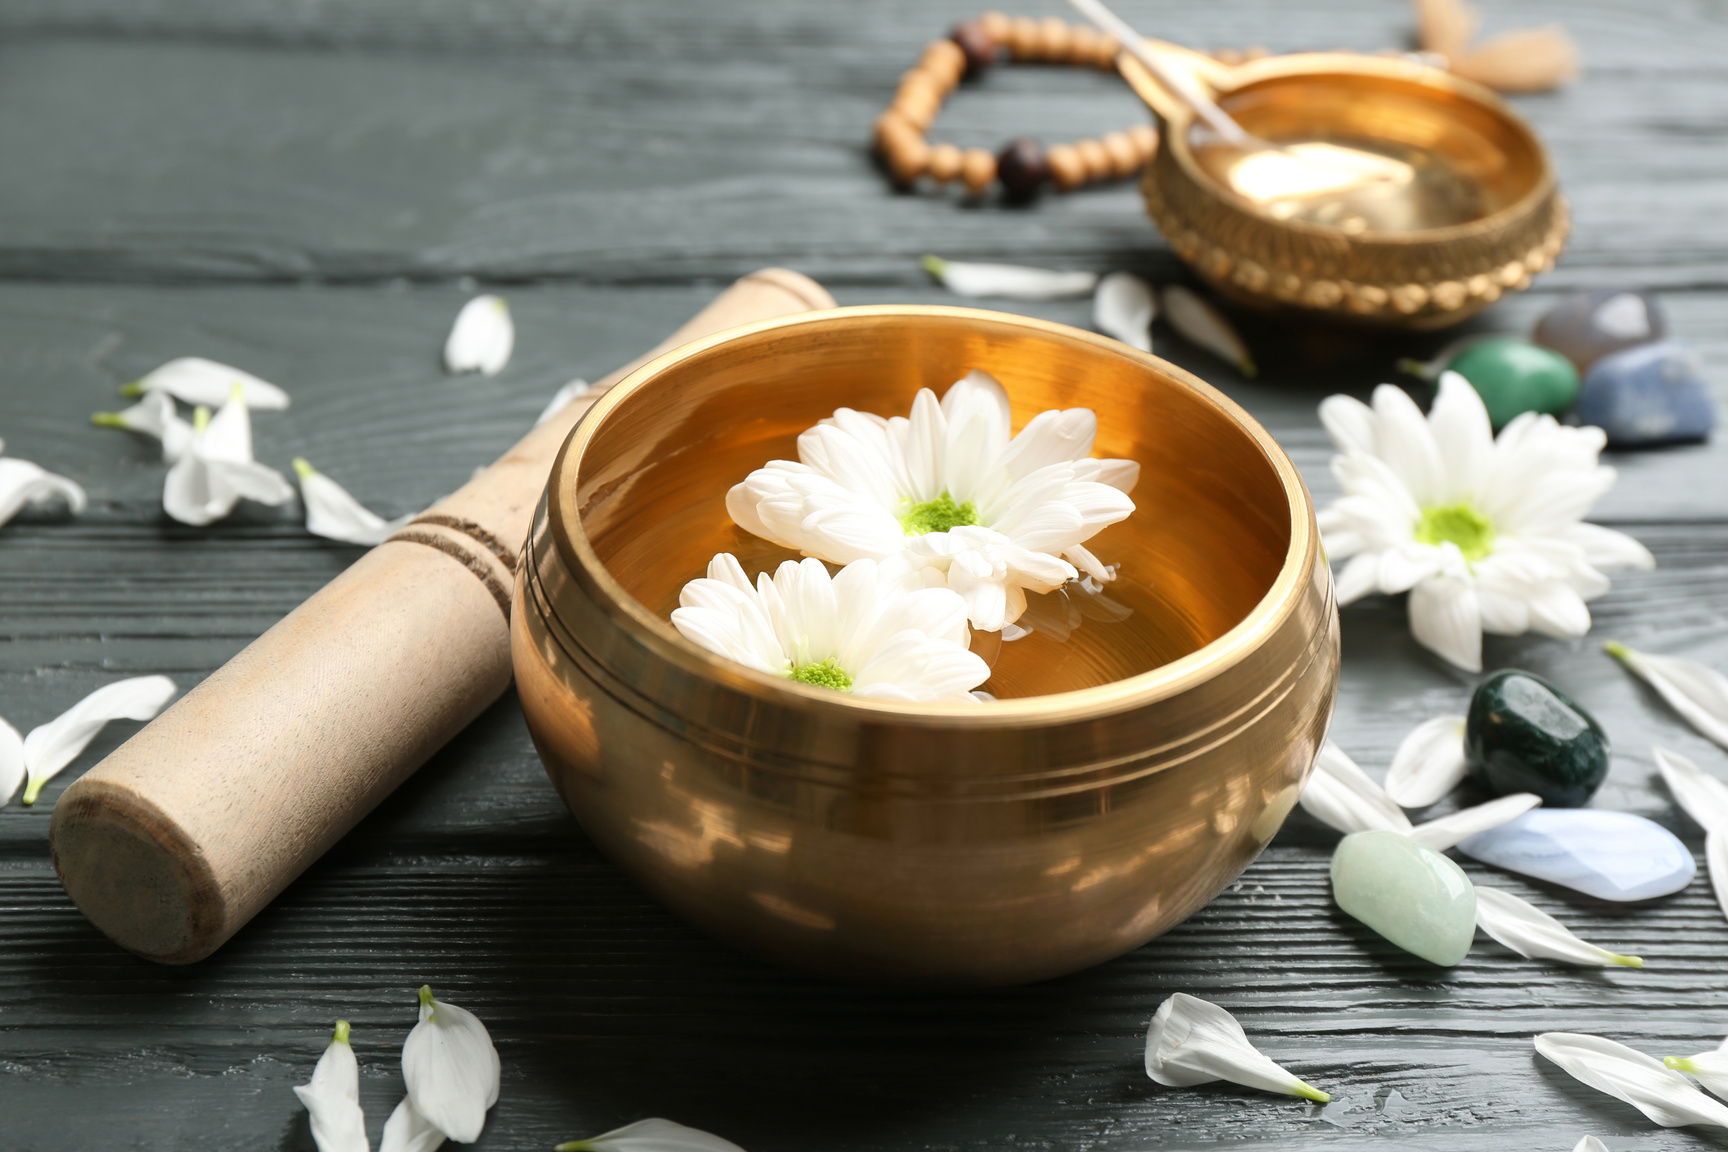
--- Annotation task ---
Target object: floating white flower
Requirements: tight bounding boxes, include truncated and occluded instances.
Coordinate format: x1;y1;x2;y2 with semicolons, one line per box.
1161;286;1256;377
1386;714;1468;807
443;295;514;376
1093;271;1156;352
294;1020;369;1152
1317;373;1654;671
535;378;592;427
1607;643;1728;749
1535;1032;1728;1128
554;1118;747;1152
0;438;87;531
1474;885;1641;967
125;356;290;410
671;554;989;703
1652;745;1728;920
18;675;178;805
726;371;1138;631
379;1095;445;1152
162;387;295;526
1145;993;1329;1102
1666;1037;1728;1101
921;255;1097;299
92;390;194;463
1297;740;1536;850
294;459;413;547
402;986;500;1145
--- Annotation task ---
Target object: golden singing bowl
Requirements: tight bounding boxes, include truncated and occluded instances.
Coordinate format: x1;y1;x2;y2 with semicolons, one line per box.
512;306;1339;985
1122;45;1568;329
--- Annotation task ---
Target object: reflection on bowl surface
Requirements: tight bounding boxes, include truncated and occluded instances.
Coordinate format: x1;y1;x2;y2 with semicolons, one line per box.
513;306;1338;984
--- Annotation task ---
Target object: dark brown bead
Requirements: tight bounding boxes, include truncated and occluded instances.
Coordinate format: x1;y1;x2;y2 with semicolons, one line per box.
950;20;997;78
995;137;1048;202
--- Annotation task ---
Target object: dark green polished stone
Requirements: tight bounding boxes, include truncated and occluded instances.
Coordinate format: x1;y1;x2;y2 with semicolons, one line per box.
1465;670;1610;807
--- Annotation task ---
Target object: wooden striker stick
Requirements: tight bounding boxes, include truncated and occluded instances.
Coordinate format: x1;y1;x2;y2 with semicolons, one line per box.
49;269;837;964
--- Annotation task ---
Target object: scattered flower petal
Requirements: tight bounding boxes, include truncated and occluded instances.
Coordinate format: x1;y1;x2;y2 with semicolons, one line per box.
921;255;1098;300
1474;885;1642;967
1710;830;1728;923
554;1118;747;1152
1571;1138;1609;1152
293;1020;369;1152
125;356;290;410
294;459;413;546
1407;792;1541;851
1534;1032;1728;1128
672;553;989;702
1608;643;1728;749
0;718;23;806
443;296;514;376
0;439;87;530
379;1095;445;1152
1160;285;1256;377
92;390;194;463
535;378;592;427
1386;713;1468;807
1093;271;1156;352
1652;745;1728;834
402;986;501;1145
162;388;295;526
1297;741;1413;836
20;675;178;804
1666;1036;1728;1102
1145;993;1329;1101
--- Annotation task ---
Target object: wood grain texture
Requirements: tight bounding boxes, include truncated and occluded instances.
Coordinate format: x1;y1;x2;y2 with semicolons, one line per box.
1;0;1727;1147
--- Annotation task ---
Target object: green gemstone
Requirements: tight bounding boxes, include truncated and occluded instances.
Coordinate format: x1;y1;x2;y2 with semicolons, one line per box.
1330;830;1477;966
1446;337;1581;430
1465;670;1608;807
900;492;979;536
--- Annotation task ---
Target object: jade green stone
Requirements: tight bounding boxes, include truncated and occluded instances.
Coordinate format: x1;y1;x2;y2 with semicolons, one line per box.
1465;669;1609;807
1330;831;1477;966
1446;337;1581;430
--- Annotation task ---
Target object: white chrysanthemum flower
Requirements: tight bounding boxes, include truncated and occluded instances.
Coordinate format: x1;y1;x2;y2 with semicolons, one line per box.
0;437;87;530
294;459;413;546
1317;372;1654;671
294;1020;369;1152
672;554;990;703
162;386;295;526
402;986;500;1145
726;371;1139;632
443;295;513;376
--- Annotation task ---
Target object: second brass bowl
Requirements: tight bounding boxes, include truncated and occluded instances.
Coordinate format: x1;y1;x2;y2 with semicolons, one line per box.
1123;46;1568;328
513;306;1338;985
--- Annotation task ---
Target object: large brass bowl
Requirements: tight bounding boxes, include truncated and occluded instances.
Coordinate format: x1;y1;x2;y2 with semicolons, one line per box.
1123;44;1568;328
512;306;1339;985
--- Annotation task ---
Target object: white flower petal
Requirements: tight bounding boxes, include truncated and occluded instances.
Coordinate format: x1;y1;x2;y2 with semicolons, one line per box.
555;1118;746;1152
1611;646;1728;750
1144;994;1328;1100
402;986;501;1144
1710;830;1728;924
443;295;514;376
93;390;194;463
1318;394;1376;457
295;459;413;546
293;1022;368;1152
1667;1045;1728;1102
0;456;88;528
1428;372;1494;503
1408;792;1541;851
20;675;177;805
1370;384;1448;507
1093;271;1156;351
1563;523;1655;573
380;1095;446;1152
1474;886;1642;967
535;378;592;427
1534;1032;1728;1128
1385;714;1468;807
922;255;1097;300
1298;741;1414;836
1408;563;1482;672
1161;285;1255;376
1652;745;1728;835
1572;1138;1609;1152
0;717;23;806
129;356;290;410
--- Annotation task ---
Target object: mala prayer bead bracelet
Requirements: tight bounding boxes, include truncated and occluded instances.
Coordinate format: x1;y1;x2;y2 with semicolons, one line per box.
873;11;1161;201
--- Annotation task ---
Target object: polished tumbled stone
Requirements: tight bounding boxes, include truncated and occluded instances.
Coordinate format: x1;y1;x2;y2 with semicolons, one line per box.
1534;289;1669;373
1447;338;1580;429
1331;830;1477;966
1466;670;1609;807
1457;809;1696;901
1577;341;1716;447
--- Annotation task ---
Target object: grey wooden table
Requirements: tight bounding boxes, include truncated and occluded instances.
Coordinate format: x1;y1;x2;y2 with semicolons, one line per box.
2;1;1726;1148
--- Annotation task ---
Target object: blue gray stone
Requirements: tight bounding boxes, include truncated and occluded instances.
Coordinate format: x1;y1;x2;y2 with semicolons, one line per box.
1534;289;1668;373
1578;341;1716;447
1457;809;1696;901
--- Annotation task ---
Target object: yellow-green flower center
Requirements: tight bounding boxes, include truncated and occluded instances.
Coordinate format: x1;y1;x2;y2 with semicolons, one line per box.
1415;502;1494;563
789;657;853;691
900;492;979;536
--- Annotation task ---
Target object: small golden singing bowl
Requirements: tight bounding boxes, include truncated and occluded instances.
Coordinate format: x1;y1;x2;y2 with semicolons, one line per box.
512;306;1338;985
1122;43;1568;329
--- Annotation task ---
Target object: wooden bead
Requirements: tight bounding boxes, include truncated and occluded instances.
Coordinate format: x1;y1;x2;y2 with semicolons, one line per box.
949;21;996;78
920;39;967;89
1075;137;1112;181
960;147;996;194
928;141;964;183
1007;16;1041;60
886;132;931;185
1046;143;1086;190
1069;25;1103;66
979;10;1011;43
996;137;1048;201
894;75;942;130
1093;34;1122;70
1102;131;1140;178
873;109;914;151
1128;123;1159;163
1037;16;1072;61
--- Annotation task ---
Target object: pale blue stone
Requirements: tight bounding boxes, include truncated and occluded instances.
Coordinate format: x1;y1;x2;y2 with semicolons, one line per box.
1457;809;1695;901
